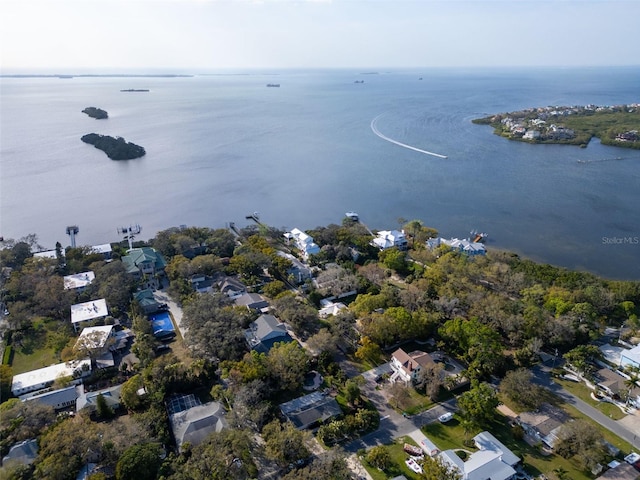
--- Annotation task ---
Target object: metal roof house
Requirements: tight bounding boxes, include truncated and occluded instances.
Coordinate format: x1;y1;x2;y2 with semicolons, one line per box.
439;431;520;480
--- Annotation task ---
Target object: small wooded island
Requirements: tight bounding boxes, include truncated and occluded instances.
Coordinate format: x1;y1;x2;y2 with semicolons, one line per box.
81;107;108;119
81;133;146;160
473;103;640;149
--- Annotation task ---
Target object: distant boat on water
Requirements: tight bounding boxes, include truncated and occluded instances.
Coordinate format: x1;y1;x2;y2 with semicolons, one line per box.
266;84;280;87
120;89;150;92
345;212;359;221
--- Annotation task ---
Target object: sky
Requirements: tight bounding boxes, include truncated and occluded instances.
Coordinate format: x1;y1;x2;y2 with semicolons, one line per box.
1;0;639;72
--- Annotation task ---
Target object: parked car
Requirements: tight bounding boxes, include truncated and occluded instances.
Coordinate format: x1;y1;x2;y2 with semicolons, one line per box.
438;412;454;423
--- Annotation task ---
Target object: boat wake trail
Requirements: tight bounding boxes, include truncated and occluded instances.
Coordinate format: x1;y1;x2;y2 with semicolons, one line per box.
370;114;448;159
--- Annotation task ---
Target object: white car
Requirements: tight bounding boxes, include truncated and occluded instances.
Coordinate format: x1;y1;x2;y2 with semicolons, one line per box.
438;412;454;423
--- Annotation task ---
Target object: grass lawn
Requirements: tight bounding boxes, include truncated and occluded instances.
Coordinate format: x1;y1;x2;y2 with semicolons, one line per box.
555;378;626;420
11;346;59;374
422;413;596;480
360;436;426;480
395;387;435;415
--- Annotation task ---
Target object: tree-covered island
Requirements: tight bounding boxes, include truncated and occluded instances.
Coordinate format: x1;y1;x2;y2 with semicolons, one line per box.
81;133;146;160
81;107;108;119
473;103;640;149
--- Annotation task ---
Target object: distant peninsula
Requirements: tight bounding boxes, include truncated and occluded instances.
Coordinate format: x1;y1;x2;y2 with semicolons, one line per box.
120;89;149;92
81;133;146;160
82;107;108;119
473;103;640;149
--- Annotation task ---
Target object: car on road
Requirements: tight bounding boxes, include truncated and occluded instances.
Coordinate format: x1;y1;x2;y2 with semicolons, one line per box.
438;412;454;423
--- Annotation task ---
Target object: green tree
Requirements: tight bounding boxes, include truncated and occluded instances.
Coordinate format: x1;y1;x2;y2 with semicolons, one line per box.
261;420;310;467
343;379;361;406
554;419;607;471
365;445;391;470
95;393;115;419
354;336;383;365
266;342;309;391
415;362;445;400
120;374;146;411
419;455;462;480
378;248;407;272
499;368;548;410
457;382;499;428
115;443;162;480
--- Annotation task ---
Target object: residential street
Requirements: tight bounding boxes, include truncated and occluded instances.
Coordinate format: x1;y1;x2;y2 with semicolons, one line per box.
531;365;640;449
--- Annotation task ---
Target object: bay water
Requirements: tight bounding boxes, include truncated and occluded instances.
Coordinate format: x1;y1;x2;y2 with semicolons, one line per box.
1;67;639;279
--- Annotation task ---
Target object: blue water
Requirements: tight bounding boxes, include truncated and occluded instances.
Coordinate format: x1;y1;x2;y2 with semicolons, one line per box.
1;67;639;279
149;312;175;337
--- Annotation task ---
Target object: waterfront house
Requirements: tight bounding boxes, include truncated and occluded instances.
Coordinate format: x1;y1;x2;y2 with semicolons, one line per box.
390;348;435;384
91;243;113;261
427;237;486;256
244;314;293;353
121;247;167;278
372;230;408;250
288;228;321;259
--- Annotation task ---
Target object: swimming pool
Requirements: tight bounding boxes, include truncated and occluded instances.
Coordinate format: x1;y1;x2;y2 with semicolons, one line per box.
149;312;175;338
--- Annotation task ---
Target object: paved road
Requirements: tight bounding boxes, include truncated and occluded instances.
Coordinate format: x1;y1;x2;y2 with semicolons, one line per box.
531;365;639;448
341;362;458;453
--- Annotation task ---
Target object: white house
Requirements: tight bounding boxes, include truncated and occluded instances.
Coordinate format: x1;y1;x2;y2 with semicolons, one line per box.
63;271;95;291
372;230;408;250
288;228;321;259
439;431;520;480
70;299;108;331
390;348;435;383
427;237;486;256
620;345;640;370
75;325;115;351
11;359;91;396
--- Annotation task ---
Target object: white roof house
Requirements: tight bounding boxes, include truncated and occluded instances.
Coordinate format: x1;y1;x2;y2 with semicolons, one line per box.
289;228;321;259
70;299;108;329
427;237;486;256
11;359;91;396
439;431;520;480
620;345;640;370
372;230;408;250
64;271;95;290
75;325;115;350
91;243;113;257
33;250;61;260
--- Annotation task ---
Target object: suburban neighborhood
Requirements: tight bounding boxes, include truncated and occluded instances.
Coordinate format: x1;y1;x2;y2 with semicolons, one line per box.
1;215;640;480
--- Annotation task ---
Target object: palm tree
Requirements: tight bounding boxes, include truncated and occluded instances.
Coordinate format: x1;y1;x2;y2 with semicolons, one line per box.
553;466;569;480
